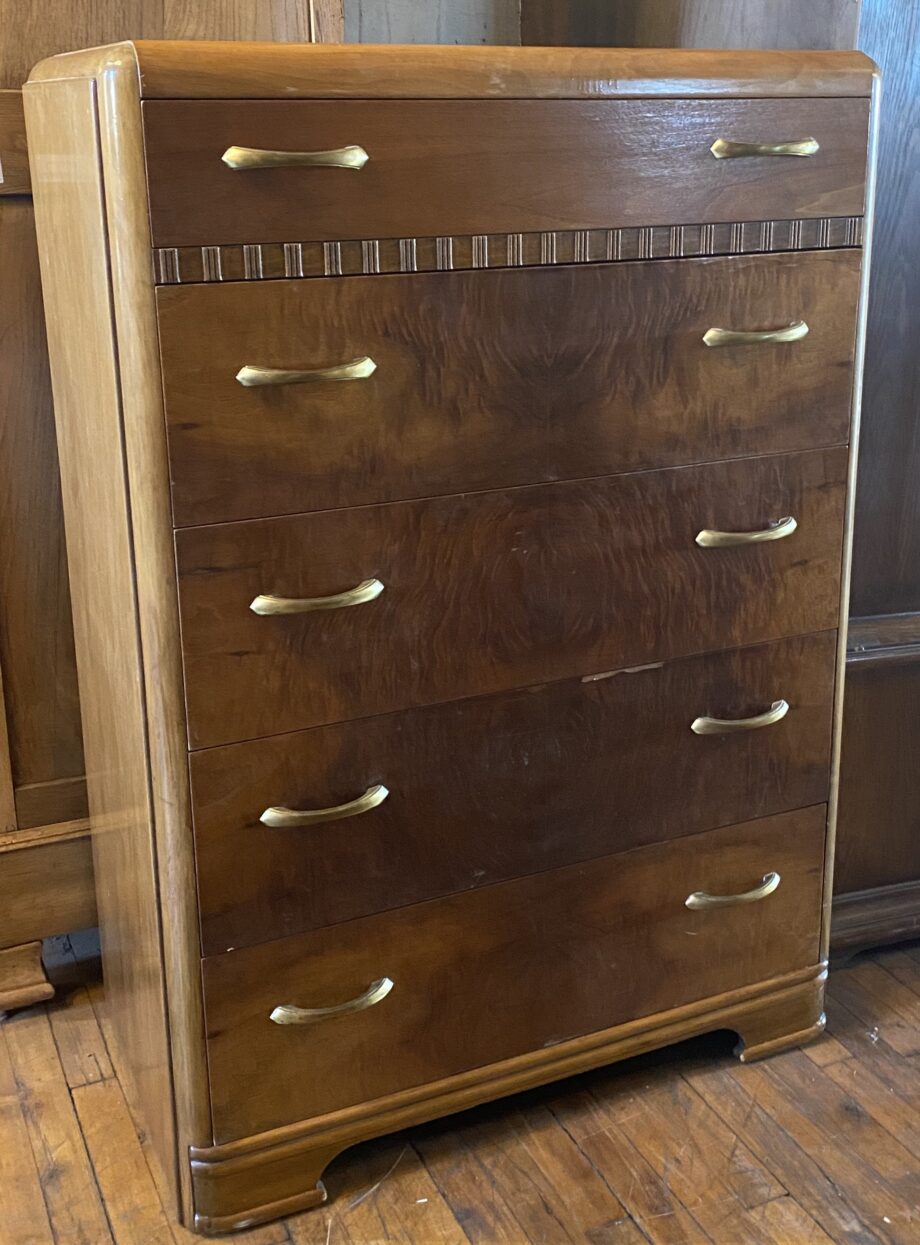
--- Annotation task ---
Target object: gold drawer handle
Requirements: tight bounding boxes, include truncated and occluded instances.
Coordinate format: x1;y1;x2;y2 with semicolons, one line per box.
691;699;789;736
703;321;809;348
270;977;394;1026
236;356;377;388
685;872;781;910
223;144;370;171
250;578;384;616
710;137;819;159
695;516;797;548
261;784;389;829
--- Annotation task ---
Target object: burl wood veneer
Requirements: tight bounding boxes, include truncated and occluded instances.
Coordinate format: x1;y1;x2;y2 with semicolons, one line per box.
24;42;876;1235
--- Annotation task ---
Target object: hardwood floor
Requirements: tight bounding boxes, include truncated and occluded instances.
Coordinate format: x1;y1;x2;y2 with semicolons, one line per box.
5;935;920;1244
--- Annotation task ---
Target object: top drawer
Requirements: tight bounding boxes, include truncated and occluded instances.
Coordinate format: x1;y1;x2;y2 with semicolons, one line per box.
142;98;869;248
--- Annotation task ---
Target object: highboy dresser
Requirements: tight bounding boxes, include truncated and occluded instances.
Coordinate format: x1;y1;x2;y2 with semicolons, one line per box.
24;42;876;1233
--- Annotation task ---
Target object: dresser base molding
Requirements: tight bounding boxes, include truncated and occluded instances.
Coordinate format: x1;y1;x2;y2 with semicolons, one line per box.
190;962;827;1234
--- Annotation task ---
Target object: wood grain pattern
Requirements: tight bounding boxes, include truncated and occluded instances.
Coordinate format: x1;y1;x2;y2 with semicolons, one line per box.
521;0;861;51
0;90;28;192
143;96;869;248
159;250;860;526
96;42;876;101
0;196;85;805
835;659;920;896
0;2;343;90
177;448;847;749
0;820;95;949
191;631;836;953
0;941;53;1011
203;806;825;1143
850;0;920;615
346;0;522;44
14;775;88;830
25;69;196;1216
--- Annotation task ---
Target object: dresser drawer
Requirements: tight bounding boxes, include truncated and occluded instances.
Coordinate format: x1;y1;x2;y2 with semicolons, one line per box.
202;805;825;1142
191;632;835;954
158;249;859;527
176;448;846;749
143;98;868;247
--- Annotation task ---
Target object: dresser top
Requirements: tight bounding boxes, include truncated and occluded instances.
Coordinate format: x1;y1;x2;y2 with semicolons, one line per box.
27;41;876;101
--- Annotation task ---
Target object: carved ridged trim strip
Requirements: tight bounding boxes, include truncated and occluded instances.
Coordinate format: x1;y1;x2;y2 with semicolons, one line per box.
154;214;863;286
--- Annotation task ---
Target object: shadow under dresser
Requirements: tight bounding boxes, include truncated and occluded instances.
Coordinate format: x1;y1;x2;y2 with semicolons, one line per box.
23;41;877;1234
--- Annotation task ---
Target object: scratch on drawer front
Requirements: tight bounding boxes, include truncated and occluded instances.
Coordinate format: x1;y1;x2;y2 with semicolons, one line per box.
582;663;665;683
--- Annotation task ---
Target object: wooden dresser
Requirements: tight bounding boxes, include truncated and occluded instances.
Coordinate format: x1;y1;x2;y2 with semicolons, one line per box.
24;42;877;1234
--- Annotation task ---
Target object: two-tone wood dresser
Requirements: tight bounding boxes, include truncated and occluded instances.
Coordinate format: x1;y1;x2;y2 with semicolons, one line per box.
24;41;877;1234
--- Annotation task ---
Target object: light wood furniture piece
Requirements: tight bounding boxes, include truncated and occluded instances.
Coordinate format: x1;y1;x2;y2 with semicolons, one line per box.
0;0;344;1015
25;41;876;1234
519;0;920;957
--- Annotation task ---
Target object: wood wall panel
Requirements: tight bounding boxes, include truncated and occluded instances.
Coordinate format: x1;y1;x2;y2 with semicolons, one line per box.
0;1;344;89
835;659;920;895
346;0;520;45
848;0;920;614
521;0;860;50
0;198;85;809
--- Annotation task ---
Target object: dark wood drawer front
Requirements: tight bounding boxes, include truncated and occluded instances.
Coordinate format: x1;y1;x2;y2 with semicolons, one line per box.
192;632;835;954
158;250;859;527
203;805;825;1142
176;449;846;749
143;98;868;247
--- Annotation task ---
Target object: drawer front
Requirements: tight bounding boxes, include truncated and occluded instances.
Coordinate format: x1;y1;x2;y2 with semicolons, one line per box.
176;448;846;749
143;98;868;247
192;632;835;954
203;805;825;1142
158;250;859;527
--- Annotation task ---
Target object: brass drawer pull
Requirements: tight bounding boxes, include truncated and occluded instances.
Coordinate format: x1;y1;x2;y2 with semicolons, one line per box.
710;137;819;159
222;143;370;171
695;516;797;548
703;321;809;348
270;977;394;1026
250;578;384;616
691;699;789;736
261;783;389;829
236;356;377;388
685;872;781;910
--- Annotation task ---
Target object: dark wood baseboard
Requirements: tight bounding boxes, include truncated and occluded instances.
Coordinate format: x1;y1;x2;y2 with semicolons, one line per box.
831;879;920;954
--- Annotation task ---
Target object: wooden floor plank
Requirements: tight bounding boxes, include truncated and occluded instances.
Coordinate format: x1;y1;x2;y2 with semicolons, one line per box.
3;1005;114;1245
43;936;112;1089
803;1032;853;1067
550;1086;714;1244
74;1075;292;1245
745;1196;836;1244
682;1054;889;1245
287;1139;465;1245
574;1068;792;1243
830;961;920;1057
414;1113;560;1244
0;1022;56;1245
72;1077;176;1245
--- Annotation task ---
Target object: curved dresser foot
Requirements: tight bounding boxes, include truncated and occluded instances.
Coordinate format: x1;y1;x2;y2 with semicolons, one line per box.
733;967;827;1063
